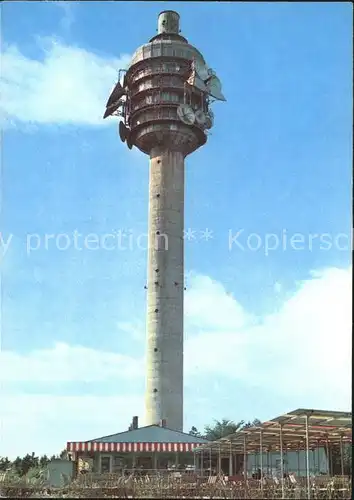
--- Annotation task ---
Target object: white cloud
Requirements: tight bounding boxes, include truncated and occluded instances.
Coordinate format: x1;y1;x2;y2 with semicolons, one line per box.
185;274;252;331
116;320;145;342
1;39;131;126
1;265;351;457
185;266;352;408
0;342;143;382
1;394;143;458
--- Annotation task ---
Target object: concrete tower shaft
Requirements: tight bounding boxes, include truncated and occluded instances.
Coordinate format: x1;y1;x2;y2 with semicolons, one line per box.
122;11;209;432
105;10;225;432
145;148;184;431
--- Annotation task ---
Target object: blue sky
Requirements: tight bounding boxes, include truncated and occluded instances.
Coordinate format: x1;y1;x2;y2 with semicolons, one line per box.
1;1;352;457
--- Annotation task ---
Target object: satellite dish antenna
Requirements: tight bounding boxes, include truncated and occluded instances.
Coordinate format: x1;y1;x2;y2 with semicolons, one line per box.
185;59;208;92
194;60;209;81
119;121;128;143
126;133;133;150
106;82;125;108
177;104;195;125
205;110;214;129
195;109;206;126
205;75;226;101
103;100;123;119
187;72;208;92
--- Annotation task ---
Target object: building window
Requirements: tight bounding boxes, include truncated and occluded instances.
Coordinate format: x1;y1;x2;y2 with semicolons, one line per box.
112;456;123;473
101;456;111;473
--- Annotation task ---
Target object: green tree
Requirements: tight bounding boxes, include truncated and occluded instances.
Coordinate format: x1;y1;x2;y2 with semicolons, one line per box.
189;426;203;438
20;453;39;476
0;457;11;471
12;456;24;476
243;419;262;429
204;419;245;440
39;455;50;468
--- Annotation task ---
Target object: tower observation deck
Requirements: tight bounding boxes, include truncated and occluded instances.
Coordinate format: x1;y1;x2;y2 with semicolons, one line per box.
104;10;225;432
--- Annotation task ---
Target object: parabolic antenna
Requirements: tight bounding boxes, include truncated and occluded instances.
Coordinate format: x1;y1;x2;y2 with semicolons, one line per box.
177;104;195;125
126;133;133;150
119;121;128;143
204;110;214;129
103;100;123;119
195;109;206;126
194;60;209;81
205;75;226;101
187;72;207;92
106;81;125;108
185;59;209;92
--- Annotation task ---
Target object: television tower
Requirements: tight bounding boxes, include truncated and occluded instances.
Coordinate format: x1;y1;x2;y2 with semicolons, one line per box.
104;11;225;431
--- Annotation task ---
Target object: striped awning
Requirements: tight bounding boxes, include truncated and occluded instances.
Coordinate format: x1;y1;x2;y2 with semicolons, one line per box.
67;441;200;453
